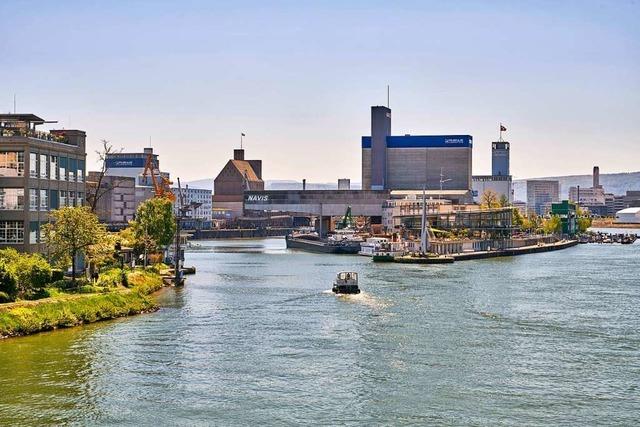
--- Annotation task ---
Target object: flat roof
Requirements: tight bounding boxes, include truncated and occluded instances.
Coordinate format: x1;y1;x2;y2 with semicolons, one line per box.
0;113;47;124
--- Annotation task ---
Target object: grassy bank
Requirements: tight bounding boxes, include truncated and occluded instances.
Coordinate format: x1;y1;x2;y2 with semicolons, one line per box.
0;270;164;339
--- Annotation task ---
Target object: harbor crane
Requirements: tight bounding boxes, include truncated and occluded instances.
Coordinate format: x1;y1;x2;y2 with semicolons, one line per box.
141;152;175;201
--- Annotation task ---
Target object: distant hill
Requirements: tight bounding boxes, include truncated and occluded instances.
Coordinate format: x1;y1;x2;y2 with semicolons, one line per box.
513;171;640;201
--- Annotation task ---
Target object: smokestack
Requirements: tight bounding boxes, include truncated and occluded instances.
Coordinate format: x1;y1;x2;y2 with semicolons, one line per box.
233;149;245;161
302;179;306;191
593;166;600;188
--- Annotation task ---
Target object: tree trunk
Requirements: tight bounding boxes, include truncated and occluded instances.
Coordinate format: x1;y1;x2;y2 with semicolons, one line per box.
71;250;77;283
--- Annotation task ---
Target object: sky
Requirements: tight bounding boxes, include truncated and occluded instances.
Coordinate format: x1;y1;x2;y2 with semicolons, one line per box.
1;0;639;183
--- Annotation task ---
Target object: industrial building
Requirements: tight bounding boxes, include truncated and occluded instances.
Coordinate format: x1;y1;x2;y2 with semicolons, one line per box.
615;207;640;224
0;113;86;252
213;148;264;219
104;147;171;210
526;180;559;215
361;106;472;196
171;186;212;229
86;172;136;227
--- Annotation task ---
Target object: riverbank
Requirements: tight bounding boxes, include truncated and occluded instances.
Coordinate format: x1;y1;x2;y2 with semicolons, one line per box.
591;218;640;229
452;239;578;261
0;270;164;339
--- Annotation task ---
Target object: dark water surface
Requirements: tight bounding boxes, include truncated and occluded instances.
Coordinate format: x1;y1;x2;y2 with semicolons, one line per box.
1;238;638;426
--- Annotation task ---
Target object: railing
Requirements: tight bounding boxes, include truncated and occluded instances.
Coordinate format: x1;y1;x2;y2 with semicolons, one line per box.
0;128;68;143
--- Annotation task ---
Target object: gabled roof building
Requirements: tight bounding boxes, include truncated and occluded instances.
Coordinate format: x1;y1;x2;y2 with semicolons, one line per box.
213;149;263;219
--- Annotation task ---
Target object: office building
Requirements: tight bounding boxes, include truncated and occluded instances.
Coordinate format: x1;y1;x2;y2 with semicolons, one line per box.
0;113;86;252
568;167;606;206
526;180;559;215
362;106;472;193
172;186;212;229
492;141;510;176
213;148;264;219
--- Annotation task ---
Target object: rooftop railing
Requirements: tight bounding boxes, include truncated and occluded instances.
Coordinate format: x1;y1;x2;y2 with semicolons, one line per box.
0;128;68;143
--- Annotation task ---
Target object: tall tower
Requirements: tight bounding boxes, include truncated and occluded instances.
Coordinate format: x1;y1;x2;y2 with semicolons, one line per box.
593;166;600;188
492;141;510;176
370;106;391;190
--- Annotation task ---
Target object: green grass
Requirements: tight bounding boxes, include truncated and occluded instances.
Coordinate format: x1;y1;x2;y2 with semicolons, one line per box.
0;270;165;338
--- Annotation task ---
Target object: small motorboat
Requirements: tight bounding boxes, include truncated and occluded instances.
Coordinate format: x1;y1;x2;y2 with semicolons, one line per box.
332;271;361;294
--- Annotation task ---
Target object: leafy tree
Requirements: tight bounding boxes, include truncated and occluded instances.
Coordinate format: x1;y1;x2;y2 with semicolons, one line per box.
41;207;107;283
512;208;524;228
542;215;562;235
498;194;509;208
480;190;500;209
577;217;592;233
131;197;176;249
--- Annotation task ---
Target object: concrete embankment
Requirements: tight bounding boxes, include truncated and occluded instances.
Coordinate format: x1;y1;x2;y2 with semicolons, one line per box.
190;228;292;240
452;239;578;261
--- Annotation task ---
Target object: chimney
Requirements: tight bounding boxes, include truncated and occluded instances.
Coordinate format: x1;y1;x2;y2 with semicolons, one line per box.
593;166;600;188
302;179;306;190
234;149;245;160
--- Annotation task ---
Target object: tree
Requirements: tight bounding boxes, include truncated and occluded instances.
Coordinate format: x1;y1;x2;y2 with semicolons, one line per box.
41;207;107;283
86;139;124;213
0;248;52;297
131;197;176;249
542;215;562;235
498;194;509;208
480;190;500;209
512;208;524;228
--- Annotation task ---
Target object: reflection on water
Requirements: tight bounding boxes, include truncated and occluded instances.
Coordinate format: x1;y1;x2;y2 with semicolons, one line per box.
1;238;639;426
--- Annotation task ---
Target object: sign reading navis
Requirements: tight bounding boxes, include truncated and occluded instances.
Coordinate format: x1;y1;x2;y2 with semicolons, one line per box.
246;194;269;202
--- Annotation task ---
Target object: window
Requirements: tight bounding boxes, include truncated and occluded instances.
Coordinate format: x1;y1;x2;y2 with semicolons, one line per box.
68;158;76;182
40;189;48;210
77;192;84;206
60;190;67;207
0;188;25;210
30;221;39;244
68;169;75;182
0;152;25;177
59;157;67;181
50;190;59;210
29;153;38;178
0;221;24;243
69;191;75;207
50;156;58;180
29;189;38;211
40;154;48;179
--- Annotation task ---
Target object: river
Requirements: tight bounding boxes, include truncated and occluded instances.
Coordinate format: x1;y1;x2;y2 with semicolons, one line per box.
1;238;638;426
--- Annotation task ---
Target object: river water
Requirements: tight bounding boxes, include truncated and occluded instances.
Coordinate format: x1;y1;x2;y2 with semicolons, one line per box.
1;238;638;426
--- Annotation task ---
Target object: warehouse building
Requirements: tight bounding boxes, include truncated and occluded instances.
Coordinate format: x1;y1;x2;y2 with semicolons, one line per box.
213;148;264;219
361;106;472;197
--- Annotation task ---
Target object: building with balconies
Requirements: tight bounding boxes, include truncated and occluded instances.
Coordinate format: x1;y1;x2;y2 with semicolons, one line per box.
0;113;86;252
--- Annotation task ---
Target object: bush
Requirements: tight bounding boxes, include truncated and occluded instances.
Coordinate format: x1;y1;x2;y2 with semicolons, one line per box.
0;249;52;296
51;269;65;282
96;268;122;288
24;288;51;301
50;279;73;290
0;263;18;302
0;291;12;303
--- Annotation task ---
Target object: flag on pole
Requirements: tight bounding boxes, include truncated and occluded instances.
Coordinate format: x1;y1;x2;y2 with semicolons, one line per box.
500;124;507;132
241;133;246;137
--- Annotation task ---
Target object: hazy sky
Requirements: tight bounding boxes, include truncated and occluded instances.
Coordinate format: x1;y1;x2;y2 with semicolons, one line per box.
1;0;638;183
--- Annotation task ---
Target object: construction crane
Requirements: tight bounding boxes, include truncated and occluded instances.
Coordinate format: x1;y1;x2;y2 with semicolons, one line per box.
141;152;175;201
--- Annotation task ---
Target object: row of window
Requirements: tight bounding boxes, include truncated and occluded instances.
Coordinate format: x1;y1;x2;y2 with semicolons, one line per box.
0;151;84;182
0;188;84;211
0;221;45;244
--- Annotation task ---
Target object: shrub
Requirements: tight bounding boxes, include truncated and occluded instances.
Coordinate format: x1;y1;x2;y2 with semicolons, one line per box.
96;268;122;288
50;279;73;290
0;263;18;302
0;249;52;296
51;269;65;282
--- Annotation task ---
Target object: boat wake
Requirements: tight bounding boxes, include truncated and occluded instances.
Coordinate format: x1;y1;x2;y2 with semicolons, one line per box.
324;290;389;309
